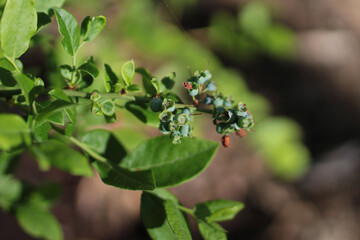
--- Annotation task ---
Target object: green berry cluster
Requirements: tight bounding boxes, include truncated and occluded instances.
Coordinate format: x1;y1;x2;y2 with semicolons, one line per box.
150;98;194;144
90;91;117;123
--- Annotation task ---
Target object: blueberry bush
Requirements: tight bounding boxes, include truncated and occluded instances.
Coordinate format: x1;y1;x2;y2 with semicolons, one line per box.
0;1;256;239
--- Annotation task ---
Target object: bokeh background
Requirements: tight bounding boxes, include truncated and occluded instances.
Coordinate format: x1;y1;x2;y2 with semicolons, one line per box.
1;0;360;239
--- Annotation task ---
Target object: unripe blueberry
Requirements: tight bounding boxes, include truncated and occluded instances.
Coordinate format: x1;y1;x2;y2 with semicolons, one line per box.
150;98;163;112
237;103;247;112
207;81;217;91
213;97;224;107
197;70;212;84
175;113;188;125
180;124;190;137
181;108;193;121
162;98;175;112
203;96;213;105
170;131;182;144
159;110;173;122
230;122;240;131
159;122;170;134
169;121;179;132
188;82;199;96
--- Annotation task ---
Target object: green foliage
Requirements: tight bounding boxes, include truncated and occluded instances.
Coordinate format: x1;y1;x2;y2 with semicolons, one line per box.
0;0;37;60
53;8;80;56
0;4;254;240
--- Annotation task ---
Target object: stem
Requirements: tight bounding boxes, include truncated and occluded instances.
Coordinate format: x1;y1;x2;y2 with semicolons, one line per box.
62;89;151;102
0;86;22;96
5;56;21;73
177;205;195;217
68;136;107;162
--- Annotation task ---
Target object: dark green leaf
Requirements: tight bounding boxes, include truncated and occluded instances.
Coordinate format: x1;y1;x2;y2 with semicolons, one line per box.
78;61;99;78
0;114;31;152
16;204;63;240
0;0;37;59
0;151;21;174
165;200;192;240
13;73;35;105
80;15;106;42
161;72;176;90
81;129;155;190
141;192;178;240
35;0;65;13
104;63;119;92
136;67;157;96
31;140;93;176
120;136;219;187
0;58;16;86
126;84;141;92
28;183;62;210
35;100;81;124
36;12;51;33
121;60;135;86
198;221;227;240
53;8;80;56
194;200;244;223
125;101;159;127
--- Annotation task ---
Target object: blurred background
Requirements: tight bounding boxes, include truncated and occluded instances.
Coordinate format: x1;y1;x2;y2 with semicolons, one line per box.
1;0;360;239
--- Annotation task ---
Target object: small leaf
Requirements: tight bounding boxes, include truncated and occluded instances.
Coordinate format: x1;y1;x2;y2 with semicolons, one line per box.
198;221;227;240
165;200;192;240
53;8;80;56
16;204;63;240
126;84;141;92
120;136;219;187
97;99;115;116
78;60;99;78
0;59;17;86
32;140;93;176
104;63;120;92
125;101;159;127
59;65;72;80
161;72;176;90
121;60;135;86
80;15;106;42
36;100;83;124
33;121;51;142
35;0;65;13
194;200;244;223
136;67;157;96
0;0;37;59
0;114;31;152
141;192;178;240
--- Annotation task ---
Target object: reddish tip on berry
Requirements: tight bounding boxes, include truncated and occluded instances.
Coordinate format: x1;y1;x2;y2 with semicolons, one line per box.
182;81;193;90
221;135;230;148
121;88;126;95
236;129;247;138
193;100;199;107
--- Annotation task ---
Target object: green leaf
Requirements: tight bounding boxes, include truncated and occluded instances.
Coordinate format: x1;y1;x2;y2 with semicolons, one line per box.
0;175;22;210
35;0;65;13
28;183;62;210
126;84;141;92
32;140;93;176
0;151;21;175
59;65;72;80
81;129;155;190
0;114;31;152
125;101;159;127
0;0;37;59
13;73;35;105
104;63;119;92
80;15;106;42
165;200;192;240
16;204;63;240
97;99;115;116
198;221;227;240
36;100;82;124
161;72;176;90
0;58;16;86
33;121;51;142
36;12;51;33
121;60;135;86
120;136;219;187
53;8;80;56
194;200;244;223
136;67;157;96
141;192;178;240
78;60;99;78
